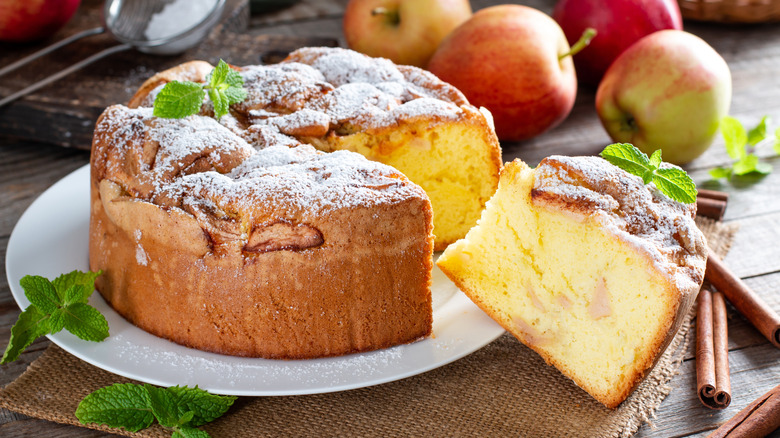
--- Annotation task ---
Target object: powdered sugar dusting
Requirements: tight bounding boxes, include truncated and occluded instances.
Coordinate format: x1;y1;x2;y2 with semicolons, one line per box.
306;47;405;86
95;105;426;225
220;47;472;136
156;144;423;218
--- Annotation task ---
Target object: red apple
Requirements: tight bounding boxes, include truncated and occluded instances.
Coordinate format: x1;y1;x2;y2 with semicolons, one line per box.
553;0;682;87
0;0;81;42
428;4;579;141
343;0;472;68
596;30;732;165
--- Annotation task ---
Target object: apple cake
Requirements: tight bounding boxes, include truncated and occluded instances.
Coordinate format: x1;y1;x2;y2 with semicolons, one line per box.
89;104;434;359
127;47;502;250
436;156;707;408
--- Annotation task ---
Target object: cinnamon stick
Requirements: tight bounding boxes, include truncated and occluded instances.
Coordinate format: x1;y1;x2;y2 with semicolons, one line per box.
696;286;731;409
707;384;780;438
697;196;728;221
697;286;717;404
706;248;780;349
698;188;730;202
712;290;731;408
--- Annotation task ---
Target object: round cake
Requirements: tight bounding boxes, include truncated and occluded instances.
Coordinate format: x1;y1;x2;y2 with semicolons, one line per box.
89;104;434;359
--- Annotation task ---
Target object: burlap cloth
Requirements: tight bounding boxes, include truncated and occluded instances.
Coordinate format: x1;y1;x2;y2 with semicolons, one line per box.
0;218;737;437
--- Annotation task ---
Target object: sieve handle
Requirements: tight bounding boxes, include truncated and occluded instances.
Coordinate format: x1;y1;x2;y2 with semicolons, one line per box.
0;27;106;78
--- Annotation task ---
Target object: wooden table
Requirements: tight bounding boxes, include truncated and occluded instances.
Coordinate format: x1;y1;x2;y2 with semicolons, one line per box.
1;0;778;436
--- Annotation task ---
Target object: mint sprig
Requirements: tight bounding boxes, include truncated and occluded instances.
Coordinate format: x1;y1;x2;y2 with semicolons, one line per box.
153;59;248;120
600;143;697;204
76;383;236;437
709;115;776;179
2;270;107;364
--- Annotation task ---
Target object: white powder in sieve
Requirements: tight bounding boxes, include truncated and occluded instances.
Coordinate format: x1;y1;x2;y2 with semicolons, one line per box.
144;0;217;41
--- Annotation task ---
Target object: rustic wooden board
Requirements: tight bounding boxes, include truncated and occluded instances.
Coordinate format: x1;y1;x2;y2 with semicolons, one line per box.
0;0;336;150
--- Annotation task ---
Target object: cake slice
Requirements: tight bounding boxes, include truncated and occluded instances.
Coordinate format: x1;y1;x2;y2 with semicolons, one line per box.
437;156;707;408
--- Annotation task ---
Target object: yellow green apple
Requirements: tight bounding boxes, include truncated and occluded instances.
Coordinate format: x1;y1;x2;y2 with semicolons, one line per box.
342;0;472;68
596;30;732;165
427;5;581;141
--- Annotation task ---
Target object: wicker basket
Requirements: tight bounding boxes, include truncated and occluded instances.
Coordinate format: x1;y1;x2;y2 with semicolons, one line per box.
678;0;780;22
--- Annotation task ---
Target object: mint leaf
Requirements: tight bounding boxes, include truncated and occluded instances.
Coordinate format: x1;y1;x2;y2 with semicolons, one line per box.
649;149;663;168
20;275;61;314
3;270;106;363
206;60;230;91
154;81;206;119
62;303;109;342
713;115;777;181
652;168;697;204
76;384;231;437
733;154;758;175
1;306;49;364
63;284;90;306
720;116;747;159
224;65;243;88
174;426;212;438
208;87;230;120
224;86;248;105
53;270;101;303
146;384;184;428
76;383;154;432
48;308;67;334
709;167;732;180
733;154;772;176
748;116;769;147
204;60;246;119
166;386;236;426
153;60;247;121
599;143;696;204
599;143;654;180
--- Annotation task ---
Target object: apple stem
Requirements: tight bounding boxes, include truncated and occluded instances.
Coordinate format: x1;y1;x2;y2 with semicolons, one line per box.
371;7;400;26
558;28;597;61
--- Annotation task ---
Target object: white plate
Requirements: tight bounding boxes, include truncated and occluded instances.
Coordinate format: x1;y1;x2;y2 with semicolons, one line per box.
5;165;504;396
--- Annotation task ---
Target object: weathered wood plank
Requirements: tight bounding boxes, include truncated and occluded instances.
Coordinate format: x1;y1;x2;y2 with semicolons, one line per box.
720;212;780;278
0;141;89;235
